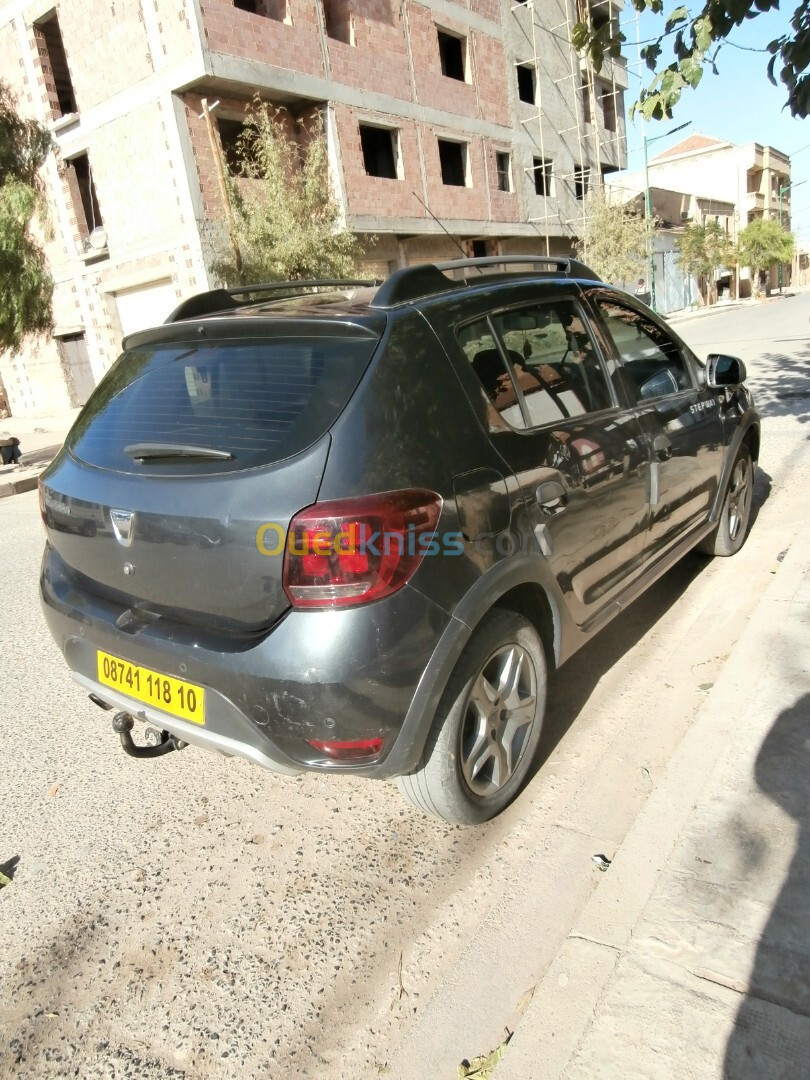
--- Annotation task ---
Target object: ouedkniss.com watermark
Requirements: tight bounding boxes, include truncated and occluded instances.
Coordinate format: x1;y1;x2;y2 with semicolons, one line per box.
255;522;465;558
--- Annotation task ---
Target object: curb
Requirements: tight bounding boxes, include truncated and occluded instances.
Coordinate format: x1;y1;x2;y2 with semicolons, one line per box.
668;293;790;325
0;467;45;501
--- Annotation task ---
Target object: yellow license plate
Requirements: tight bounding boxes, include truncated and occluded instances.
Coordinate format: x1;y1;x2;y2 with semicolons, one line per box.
97;651;205;725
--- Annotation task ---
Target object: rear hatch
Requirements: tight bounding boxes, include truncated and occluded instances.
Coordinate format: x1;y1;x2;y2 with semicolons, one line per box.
41;318;382;632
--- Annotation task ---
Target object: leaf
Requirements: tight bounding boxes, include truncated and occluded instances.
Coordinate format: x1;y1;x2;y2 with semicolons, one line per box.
0;872;11;888
458;1031;512;1079
679;57;704;88
516;985;536;1013
699;682;714;692
641;766;652;783
665;6;689;31
693;16;713;54
47;783;60;798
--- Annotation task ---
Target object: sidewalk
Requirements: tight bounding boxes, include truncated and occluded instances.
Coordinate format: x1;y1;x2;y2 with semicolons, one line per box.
499;532;810;1078
0;407;79;500
667;282;810;325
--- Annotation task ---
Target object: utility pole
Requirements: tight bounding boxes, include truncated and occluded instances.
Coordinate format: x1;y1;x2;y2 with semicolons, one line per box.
778;178;804;292
642;121;691;312
200;97;243;278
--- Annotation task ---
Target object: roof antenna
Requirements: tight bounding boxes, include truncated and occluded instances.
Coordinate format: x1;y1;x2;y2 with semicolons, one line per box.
411;191;468;259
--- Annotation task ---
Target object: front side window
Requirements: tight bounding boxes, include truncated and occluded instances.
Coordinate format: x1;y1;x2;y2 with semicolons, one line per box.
595;299;693;402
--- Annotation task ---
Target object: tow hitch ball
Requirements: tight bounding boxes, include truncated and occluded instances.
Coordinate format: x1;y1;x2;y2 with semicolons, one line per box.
111;712;187;759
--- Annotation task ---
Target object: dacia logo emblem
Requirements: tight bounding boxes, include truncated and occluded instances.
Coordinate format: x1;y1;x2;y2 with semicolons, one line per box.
110;509;135;548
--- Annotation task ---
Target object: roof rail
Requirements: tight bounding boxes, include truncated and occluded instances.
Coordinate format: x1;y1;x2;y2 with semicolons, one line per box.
437;255;600;281
370;255;601;309
164;278;381;323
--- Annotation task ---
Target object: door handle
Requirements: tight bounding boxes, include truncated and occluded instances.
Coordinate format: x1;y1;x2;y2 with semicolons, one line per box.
652;434;672;461
535;477;567;515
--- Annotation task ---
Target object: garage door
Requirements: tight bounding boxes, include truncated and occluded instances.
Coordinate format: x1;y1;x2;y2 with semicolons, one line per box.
114;280;178;337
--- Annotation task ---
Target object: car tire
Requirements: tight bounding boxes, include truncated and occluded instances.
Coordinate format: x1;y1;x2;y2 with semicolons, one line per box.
396;609;547;825
699;445;754;557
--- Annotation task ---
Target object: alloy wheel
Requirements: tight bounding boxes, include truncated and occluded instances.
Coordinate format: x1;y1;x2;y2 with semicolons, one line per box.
460;644;538;797
727;457;752;541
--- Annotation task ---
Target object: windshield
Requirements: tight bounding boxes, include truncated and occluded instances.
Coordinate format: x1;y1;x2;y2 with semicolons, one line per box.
68;336;378;474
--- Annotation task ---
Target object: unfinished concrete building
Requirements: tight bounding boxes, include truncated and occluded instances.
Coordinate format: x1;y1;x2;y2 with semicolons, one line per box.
0;0;628;415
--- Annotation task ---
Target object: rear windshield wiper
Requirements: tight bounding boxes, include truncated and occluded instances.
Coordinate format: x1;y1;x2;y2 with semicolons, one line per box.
124;443;234;462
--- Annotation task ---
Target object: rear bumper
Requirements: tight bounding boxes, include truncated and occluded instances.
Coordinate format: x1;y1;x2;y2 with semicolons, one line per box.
41;544;453;778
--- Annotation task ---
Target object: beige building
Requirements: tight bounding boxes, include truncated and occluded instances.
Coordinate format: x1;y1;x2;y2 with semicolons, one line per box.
0;0;629;416
609;133;792;297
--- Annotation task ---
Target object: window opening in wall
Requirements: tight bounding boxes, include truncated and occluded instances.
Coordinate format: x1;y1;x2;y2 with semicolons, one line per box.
437;30;466;81
495;151;512;192
35;12;77;116
233;0;288;16
590;1;613;34
581;78;592;124
360;124;399;179
574;165;590;200
517;64;535;104
438;139;468;187
532;157;553;196
218;117;248;175
322;0;354;44
471;239;487;258
600;85;617;131
66;153;103;239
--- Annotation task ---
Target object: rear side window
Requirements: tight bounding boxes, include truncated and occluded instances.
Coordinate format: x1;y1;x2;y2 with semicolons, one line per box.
458;298;613;432
458;320;526;429
68;337;377;473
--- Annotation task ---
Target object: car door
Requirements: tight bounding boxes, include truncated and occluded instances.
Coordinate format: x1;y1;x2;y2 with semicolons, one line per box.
585;288;725;563
451;291;650;631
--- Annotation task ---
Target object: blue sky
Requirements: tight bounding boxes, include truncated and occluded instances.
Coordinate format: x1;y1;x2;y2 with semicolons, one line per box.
618;4;810;247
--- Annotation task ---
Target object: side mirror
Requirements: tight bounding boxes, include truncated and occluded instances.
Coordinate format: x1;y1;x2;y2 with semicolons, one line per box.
706;353;747;388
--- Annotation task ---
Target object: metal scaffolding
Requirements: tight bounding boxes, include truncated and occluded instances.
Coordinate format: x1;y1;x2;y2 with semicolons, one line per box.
511;0;624;252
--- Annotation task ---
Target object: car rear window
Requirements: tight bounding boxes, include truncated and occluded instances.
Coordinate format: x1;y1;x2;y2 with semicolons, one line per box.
68;337;378;473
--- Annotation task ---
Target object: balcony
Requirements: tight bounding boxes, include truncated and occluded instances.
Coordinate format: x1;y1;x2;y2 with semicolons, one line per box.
745;190;765;213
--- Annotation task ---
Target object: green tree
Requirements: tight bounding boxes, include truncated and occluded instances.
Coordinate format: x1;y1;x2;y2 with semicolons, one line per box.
573;1;810;120
213;97;362;285
675;221;734;306
0;81;54;354
737;217;794;297
575;187;652;285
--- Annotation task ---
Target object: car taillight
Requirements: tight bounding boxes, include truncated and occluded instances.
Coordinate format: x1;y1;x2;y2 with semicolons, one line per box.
283;489;442;609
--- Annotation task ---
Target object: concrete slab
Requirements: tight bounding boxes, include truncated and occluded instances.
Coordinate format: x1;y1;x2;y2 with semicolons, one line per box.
499;533;810;1079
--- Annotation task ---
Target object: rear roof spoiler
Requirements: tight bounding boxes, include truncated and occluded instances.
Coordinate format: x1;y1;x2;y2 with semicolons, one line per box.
164;279;381;323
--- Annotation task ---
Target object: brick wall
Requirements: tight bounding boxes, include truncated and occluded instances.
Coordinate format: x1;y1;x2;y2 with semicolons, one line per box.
335;105;426;221
201;0;325;76
37;0;152;113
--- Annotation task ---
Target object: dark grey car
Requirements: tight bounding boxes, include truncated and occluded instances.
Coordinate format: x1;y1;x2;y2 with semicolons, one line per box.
40;258;760;824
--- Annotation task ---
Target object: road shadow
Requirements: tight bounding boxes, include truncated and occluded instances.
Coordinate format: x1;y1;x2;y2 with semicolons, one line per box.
724;692;810;1077
0;854;20;880
532;554;703;777
532;466;773;777
746;348;810;424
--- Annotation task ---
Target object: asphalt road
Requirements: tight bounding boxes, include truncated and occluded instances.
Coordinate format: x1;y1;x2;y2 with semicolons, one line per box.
0;294;807;1079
